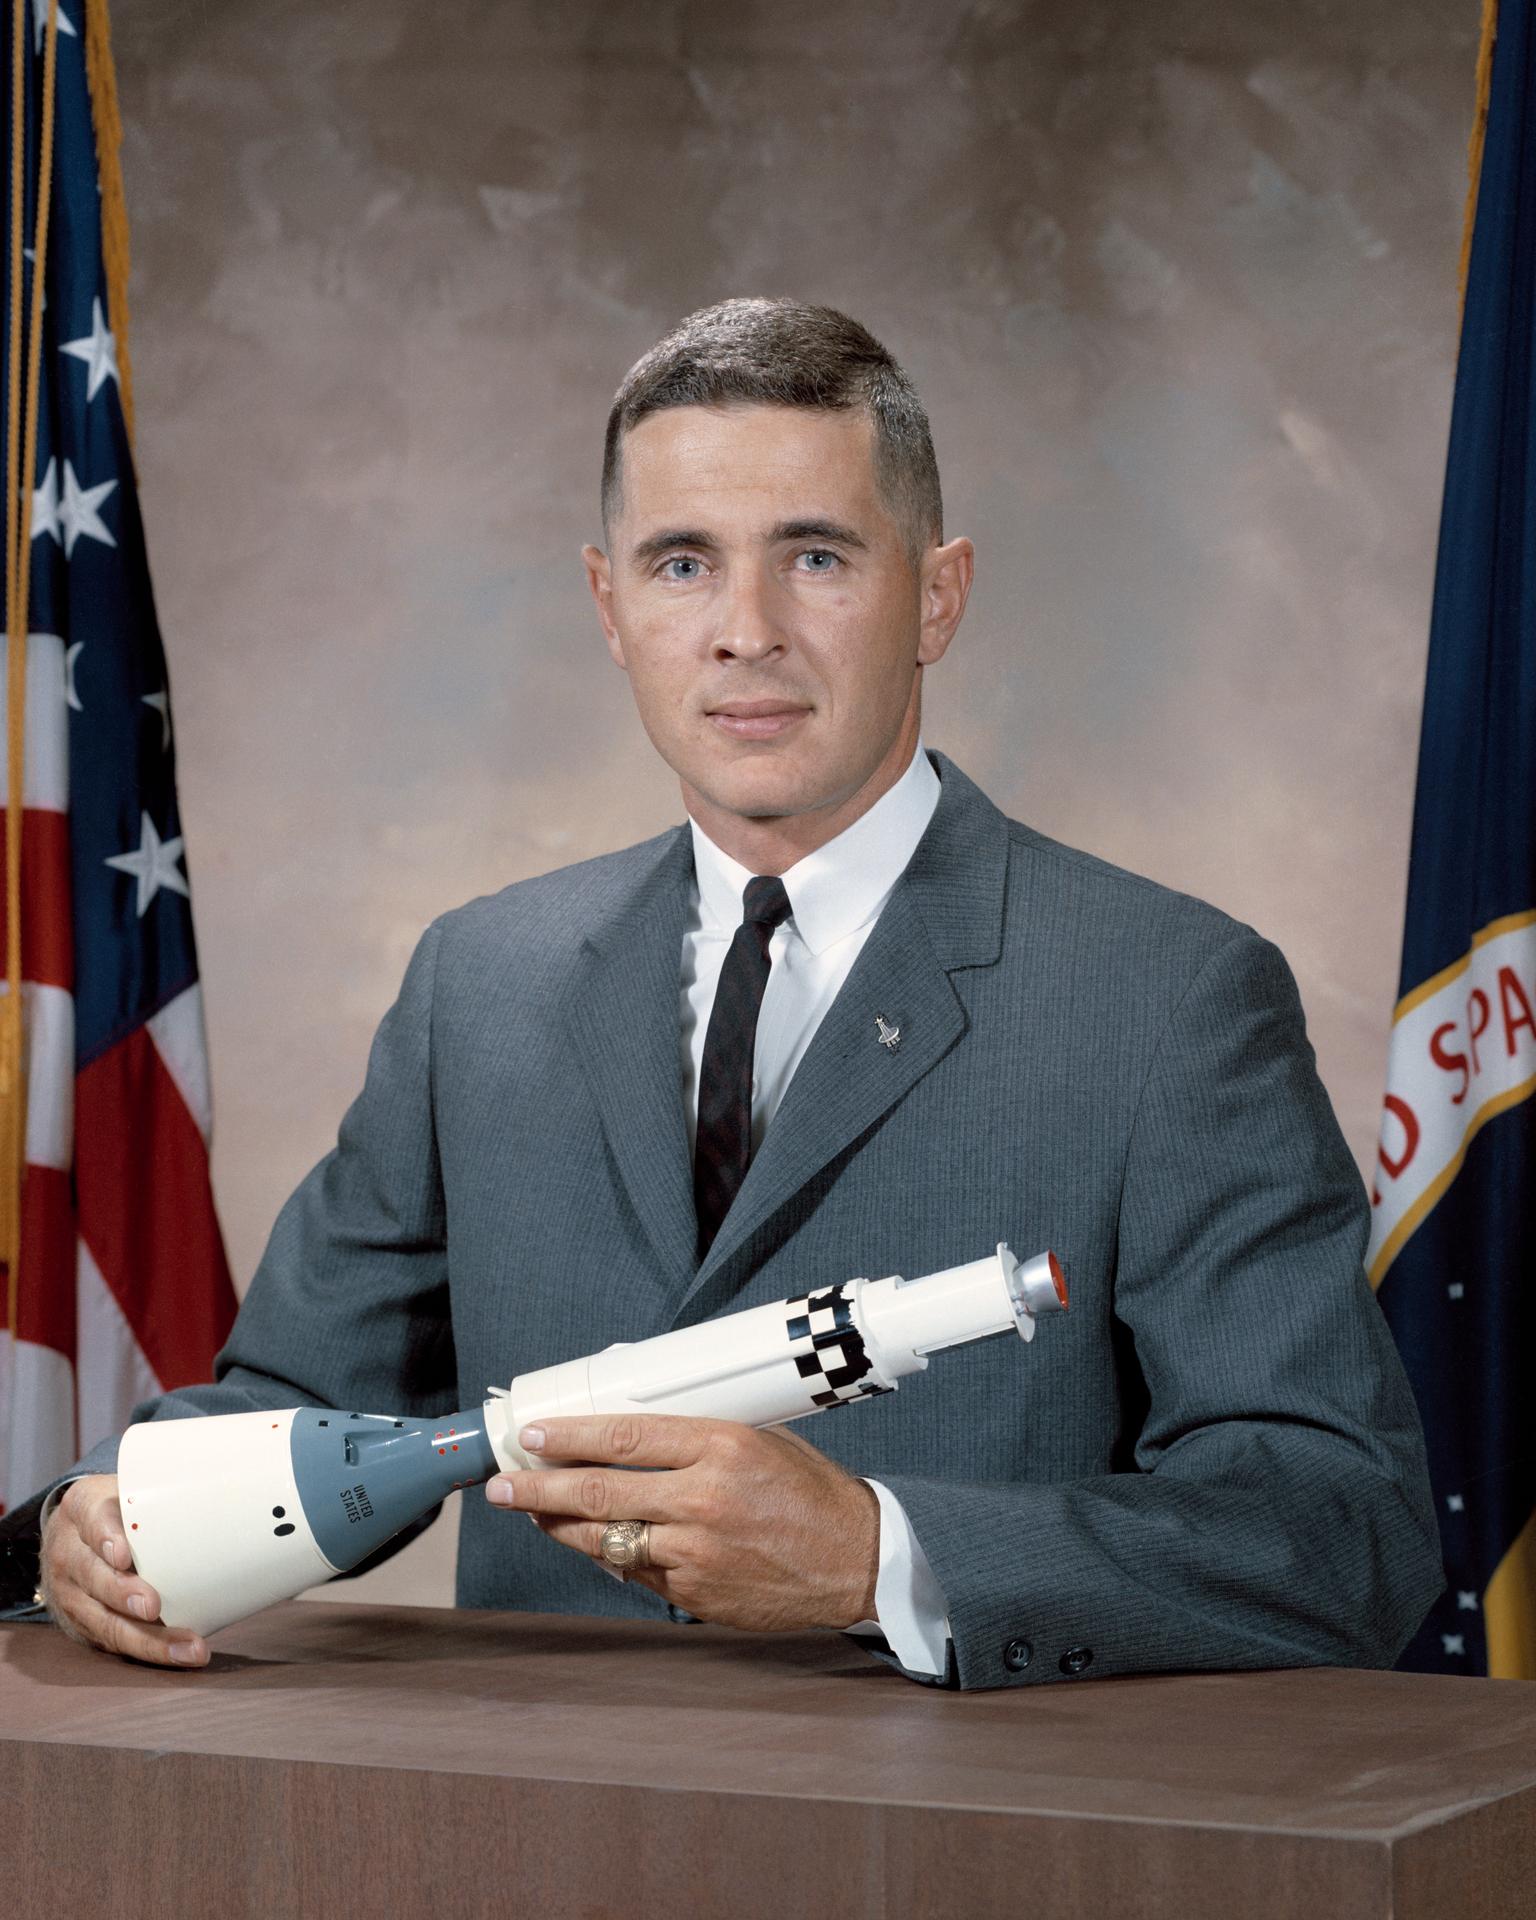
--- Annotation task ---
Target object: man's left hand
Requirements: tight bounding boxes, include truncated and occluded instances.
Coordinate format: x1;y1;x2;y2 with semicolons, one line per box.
484;1414;880;1633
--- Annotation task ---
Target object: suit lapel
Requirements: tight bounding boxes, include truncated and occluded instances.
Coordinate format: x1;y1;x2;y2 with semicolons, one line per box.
672;752;1010;1324
563;826;699;1296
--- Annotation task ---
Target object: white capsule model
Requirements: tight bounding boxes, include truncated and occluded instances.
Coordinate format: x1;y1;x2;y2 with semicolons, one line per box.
118;1242;1067;1638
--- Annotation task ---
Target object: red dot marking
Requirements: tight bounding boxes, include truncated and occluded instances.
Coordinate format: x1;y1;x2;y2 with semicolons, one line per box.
451;1444;459;1452
130;1523;138;1531
271;1423;279;1429
437;1448;446;1455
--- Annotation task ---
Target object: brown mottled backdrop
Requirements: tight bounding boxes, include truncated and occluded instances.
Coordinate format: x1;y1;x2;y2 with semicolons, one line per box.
112;0;1471;1601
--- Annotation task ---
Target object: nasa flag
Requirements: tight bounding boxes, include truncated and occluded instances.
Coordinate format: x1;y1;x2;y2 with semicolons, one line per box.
1368;0;1536;1678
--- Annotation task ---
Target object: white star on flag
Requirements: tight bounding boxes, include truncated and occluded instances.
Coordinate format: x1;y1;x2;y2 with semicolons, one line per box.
1446;1493;1466;1513
60;297;120;402
142;690;171;750
65;641;84;712
32;458;118;558
1447;1282;1465;1299
31;0;76;54
1457;1591;1479;1610
60;459;118;556
1440;1634;1465;1657
104;812;190;917
31;458;60;545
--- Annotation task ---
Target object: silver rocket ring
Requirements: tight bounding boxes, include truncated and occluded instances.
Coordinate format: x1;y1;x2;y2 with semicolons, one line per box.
599;1519;652;1572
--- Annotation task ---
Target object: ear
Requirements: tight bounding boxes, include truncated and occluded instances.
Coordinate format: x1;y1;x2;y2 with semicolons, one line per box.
582;544;626;669
916;535;974;667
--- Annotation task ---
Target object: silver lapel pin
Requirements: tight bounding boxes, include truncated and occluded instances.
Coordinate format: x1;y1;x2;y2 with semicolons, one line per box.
874;1013;901;1052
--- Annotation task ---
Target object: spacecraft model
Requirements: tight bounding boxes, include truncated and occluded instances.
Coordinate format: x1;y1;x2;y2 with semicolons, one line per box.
118;1242;1067;1636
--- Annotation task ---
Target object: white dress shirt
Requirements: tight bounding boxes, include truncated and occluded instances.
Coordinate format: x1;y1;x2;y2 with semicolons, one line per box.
681;739;953;1677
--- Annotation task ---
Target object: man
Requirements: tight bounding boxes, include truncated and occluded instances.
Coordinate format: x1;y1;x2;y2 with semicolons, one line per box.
1;299;1442;1688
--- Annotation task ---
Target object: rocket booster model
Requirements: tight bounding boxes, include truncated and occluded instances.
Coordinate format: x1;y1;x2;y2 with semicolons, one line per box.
119;1242;1067;1637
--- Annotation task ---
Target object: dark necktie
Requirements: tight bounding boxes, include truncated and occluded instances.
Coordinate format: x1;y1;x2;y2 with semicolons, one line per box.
693;875;793;1259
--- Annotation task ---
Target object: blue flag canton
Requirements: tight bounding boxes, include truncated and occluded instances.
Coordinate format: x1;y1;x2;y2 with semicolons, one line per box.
4;0;201;1069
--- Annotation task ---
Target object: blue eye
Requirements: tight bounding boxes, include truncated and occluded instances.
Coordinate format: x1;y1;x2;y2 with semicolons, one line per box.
799;549;840;571
660;556;703;581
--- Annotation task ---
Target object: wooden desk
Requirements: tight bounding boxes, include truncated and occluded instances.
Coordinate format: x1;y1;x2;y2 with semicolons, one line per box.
3;1601;1534;1918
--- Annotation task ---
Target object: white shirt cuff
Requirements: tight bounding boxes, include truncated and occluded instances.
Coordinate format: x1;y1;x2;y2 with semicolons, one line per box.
846;1476;952;1677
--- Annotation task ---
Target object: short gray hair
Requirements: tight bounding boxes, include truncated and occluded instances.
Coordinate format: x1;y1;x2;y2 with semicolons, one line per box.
601;298;942;561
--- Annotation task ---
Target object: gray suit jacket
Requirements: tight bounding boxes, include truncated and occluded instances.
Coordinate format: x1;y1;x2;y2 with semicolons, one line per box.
2;751;1442;1686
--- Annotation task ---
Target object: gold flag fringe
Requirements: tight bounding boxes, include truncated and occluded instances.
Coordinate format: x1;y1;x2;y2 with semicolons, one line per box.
3;0;63;1334
1459;0;1499;315
3;0;26;1324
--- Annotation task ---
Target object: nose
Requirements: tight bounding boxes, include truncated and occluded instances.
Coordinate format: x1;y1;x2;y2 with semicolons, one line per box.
712;564;787;663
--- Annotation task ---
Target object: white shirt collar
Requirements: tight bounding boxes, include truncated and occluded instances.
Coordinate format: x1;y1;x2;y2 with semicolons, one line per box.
687;741;942;957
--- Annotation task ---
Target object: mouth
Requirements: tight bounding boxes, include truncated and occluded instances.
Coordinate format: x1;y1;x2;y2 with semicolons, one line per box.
705;701;812;741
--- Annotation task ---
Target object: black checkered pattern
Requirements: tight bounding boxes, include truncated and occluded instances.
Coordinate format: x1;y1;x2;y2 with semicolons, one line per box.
784;1282;893;1408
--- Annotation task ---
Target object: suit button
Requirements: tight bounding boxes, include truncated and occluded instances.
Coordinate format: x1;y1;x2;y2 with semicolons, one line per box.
1059;1646;1094;1676
1002;1637;1033;1672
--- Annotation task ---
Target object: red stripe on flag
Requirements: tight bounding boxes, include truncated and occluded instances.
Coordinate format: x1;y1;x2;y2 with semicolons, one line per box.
3;1163;77;1357
0;807;73;991
76;1026;237;1389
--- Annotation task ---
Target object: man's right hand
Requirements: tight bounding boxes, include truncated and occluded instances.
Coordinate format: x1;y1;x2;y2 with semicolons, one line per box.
39;1475;209;1667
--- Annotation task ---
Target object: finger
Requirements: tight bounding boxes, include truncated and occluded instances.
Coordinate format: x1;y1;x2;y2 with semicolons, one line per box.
525;1513;629;1587
44;1518;199;1664
519;1412;726;1470
65;1526;164;1625
54;1478;131;1572
41;1505;120;1608
57;1587;209;1668
555;1543;673;1603
489;1463;679;1524
93;1494;132;1572
533;1513;683;1570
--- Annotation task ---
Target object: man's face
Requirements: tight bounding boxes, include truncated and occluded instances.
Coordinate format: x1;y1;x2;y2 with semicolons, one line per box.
584;404;969;839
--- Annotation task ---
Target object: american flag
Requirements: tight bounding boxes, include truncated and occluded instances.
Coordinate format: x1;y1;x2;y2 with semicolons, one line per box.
0;0;236;1513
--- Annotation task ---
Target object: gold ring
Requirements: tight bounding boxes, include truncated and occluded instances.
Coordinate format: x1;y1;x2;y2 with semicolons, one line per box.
600;1518;651;1571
